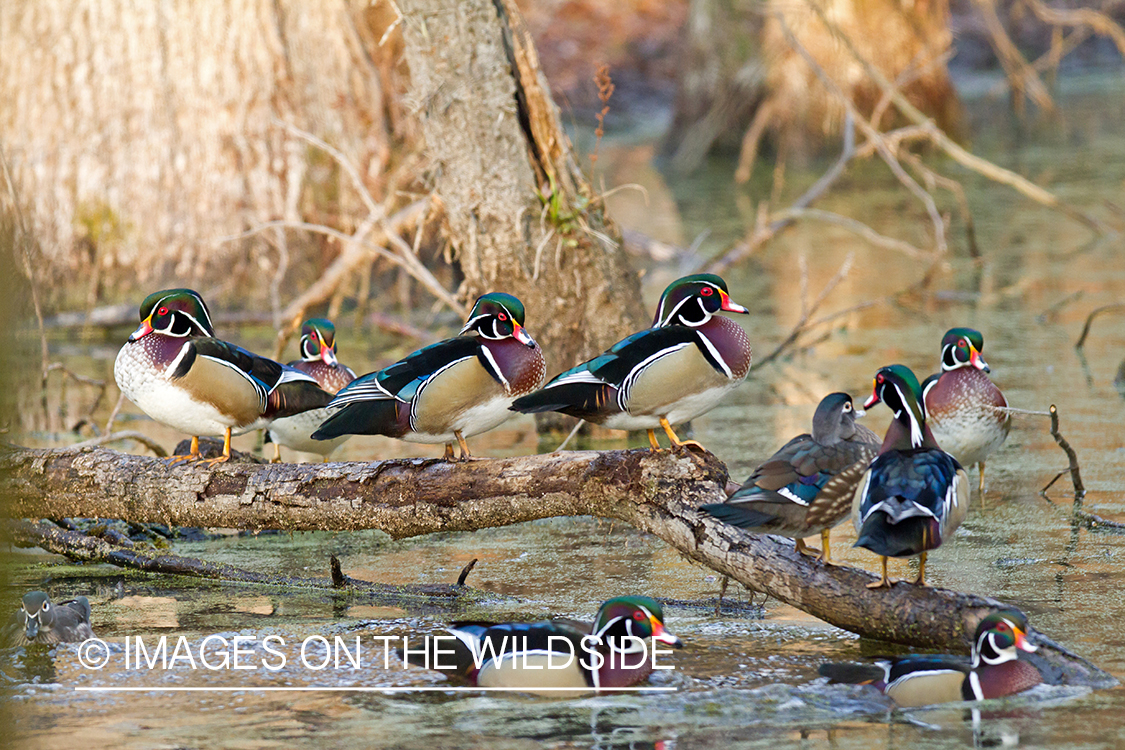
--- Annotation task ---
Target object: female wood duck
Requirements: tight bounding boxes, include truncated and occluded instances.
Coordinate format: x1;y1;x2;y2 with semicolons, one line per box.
312;292;546;460
819;609;1042;706
419;596;683;695
5;592;95;647
266;319;357;462
701;392;880;564
511;274;751;450
853;365;969;587
114;289;333;465
922;328;1010;501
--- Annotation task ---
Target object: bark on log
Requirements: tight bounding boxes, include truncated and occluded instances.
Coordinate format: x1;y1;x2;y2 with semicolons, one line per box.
0;442;1114;688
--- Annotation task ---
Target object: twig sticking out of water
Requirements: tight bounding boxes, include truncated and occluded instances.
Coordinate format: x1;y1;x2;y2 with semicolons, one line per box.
456;558;478;587
1044;405;1085;499
1001;405;1084;499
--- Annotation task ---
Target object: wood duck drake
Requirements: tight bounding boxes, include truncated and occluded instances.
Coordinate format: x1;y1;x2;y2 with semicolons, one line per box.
416;596;683;695
853;365;970;588
511;274;751;451
312;292;546;460
819;609;1041;706
266;319;357;462
5;592;95;647
701;393;880;563
114;289;333;465
922;328;1010;502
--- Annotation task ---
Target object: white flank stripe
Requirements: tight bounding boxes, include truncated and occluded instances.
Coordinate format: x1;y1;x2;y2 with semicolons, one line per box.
968;670;984;700
479;345;510;391
696;330;733;378
163;342;193;379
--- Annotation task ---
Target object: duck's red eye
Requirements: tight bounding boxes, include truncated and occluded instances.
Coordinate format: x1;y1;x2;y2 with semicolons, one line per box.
701;287;713;296
158;307;168;316
958;339;966;348
877;374;884;383
996;622;1009;631
632;611;645;621
310;332;318;340
498;313;507;321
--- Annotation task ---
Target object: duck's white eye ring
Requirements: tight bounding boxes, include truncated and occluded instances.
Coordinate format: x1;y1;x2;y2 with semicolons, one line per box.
41;603;49;612
843;402;852;412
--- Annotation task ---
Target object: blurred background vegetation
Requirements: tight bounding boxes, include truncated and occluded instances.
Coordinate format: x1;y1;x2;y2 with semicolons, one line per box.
1;0;1122;444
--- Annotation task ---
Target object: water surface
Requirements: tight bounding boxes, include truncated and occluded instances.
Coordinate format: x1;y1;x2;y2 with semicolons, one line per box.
5;73;1125;749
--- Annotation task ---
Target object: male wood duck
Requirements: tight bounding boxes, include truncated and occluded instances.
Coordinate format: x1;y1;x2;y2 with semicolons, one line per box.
511;274;751;451
819;609;1042;706
312;292;546;460
853;365;970;587
114;289;333;465
5;592;95;647
922;328;1010;502
415;596;683;695
266;319;357;462
701;393;880;563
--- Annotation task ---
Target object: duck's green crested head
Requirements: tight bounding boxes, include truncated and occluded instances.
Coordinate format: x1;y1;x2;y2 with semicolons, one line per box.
653;273;748;327
131;289;214;341
940;327;989;373
300;318;339;365
462;292;535;347
593;596;683;651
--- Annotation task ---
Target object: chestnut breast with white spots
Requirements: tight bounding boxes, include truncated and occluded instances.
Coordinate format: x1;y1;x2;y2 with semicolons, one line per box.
925;367;1009;467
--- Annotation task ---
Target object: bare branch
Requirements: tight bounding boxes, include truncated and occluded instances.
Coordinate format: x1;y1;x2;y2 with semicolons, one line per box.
802;0;1106;233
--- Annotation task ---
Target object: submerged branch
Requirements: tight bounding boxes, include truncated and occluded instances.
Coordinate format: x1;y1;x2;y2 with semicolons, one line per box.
1074;303;1125;349
5;519;479;603
0;441;1114;687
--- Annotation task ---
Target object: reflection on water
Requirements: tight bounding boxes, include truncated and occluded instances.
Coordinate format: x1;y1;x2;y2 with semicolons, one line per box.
6;75;1125;748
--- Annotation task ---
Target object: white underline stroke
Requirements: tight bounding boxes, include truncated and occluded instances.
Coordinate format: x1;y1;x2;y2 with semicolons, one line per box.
75;686;678;693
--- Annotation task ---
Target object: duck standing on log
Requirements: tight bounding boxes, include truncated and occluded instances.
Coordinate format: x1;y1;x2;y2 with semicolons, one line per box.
114;289;333;465
701;392;880;563
511;274;751;452
313;292;545;460
265;318;356;462
853;364;970;587
922;328;1010;504
820;609;1041;705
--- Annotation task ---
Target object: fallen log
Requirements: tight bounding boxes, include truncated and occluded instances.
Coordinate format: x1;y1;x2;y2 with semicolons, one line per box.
0;443;1113;687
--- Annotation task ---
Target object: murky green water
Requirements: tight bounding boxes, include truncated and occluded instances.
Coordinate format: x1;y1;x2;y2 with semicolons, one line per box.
6;74;1125;748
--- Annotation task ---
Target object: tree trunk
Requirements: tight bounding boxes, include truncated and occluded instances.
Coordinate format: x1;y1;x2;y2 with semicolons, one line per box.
0;0;402;306
397;0;647;377
0;443;1115;689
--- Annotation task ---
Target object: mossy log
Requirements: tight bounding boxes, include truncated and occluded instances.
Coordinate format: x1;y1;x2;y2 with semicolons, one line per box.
0;443;1113;687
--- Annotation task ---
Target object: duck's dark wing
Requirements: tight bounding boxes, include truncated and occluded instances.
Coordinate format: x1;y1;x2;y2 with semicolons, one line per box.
703;436;877;530
511;327;701;418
